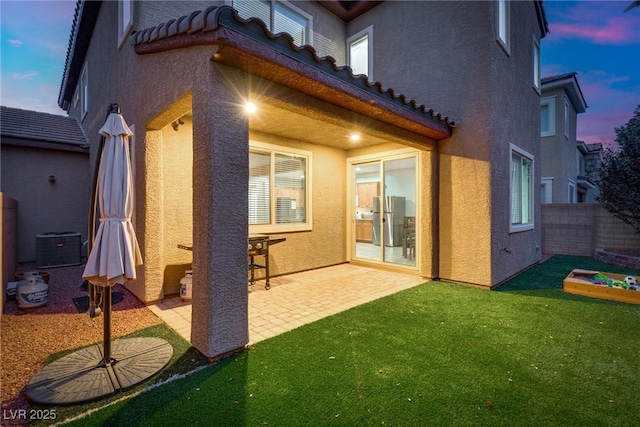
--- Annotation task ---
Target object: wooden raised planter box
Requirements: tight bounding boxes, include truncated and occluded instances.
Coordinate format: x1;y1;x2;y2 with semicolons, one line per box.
563;269;640;305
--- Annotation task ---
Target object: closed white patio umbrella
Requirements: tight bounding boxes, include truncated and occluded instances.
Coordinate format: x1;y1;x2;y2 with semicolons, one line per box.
82;107;142;286
27;104;172;405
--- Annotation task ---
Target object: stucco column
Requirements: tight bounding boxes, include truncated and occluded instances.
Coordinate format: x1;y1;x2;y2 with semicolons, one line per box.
191;63;249;358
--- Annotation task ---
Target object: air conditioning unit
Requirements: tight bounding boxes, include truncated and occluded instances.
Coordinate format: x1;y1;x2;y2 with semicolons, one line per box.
36;232;82;268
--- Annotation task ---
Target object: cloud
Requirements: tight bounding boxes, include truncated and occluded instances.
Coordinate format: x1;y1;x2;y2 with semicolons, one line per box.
549;3;640;45
12;71;39;80
551;17;640;44
573;70;639;148
7;39;24;47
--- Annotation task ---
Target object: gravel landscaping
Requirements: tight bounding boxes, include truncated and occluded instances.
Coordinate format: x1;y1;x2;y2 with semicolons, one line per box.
1;262;162;424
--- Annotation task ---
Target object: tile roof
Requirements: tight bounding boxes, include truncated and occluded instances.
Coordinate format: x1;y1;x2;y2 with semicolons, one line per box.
130;5;455;132
541;72;578;84
0;106;88;148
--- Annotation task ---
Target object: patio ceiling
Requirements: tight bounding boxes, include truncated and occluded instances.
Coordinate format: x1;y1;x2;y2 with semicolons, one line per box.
249;85;436;150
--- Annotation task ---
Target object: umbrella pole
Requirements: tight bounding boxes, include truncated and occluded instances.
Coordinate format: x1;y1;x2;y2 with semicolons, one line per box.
103;287;112;364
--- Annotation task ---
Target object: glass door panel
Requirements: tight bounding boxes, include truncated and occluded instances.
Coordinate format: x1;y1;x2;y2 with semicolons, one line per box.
354;162;381;261
382;157;417;266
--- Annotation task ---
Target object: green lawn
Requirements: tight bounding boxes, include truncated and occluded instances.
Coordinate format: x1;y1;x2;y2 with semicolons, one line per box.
48;256;640;426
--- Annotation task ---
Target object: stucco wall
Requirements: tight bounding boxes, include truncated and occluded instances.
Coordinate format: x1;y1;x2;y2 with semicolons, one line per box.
0;146;89;262
346;1;496;286
540;87;578;203
250;131;347;278
162;116;194;295
488;0;543;285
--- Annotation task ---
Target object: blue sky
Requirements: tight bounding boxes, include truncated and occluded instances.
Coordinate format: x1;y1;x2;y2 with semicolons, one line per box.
1;0;639;148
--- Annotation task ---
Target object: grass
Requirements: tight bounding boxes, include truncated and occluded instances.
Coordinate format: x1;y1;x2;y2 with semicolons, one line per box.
43;256;640;426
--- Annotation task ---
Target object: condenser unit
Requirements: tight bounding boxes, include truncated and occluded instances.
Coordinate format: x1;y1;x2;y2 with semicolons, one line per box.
36;232;82;268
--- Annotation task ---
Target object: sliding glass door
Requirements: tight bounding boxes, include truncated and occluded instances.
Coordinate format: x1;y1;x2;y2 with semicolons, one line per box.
351;152;418;268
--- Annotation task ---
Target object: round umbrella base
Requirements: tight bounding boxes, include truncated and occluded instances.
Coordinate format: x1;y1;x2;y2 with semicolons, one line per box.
26;337;173;405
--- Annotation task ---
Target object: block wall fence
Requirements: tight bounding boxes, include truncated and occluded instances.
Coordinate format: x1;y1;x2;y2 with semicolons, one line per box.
541;203;640;258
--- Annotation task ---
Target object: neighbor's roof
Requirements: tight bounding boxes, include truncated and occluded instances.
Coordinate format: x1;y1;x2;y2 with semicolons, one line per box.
541;72;588;113
0;106;88;150
129;5;454;140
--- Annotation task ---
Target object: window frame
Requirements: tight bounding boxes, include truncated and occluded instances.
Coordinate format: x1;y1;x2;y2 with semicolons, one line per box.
249;140;313;233
230;0;312;46
533;35;541;92
510;143;534;233
540;96;556;137
568;180;576;203
118;0;133;48
497;0;510;55
79;63;88;120
347;25;374;80
564;96;570;139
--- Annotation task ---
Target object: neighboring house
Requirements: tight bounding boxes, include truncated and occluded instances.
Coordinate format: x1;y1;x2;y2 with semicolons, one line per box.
577;140;603;203
539;72;589;204
58;0;548;358
0;106;90;263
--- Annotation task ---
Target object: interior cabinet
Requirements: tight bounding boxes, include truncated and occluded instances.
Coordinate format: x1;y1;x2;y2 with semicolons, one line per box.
356;219;373;243
356;182;379;208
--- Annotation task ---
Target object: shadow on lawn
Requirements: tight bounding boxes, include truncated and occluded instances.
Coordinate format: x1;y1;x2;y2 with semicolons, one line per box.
496;255;640;303
92;349;250;426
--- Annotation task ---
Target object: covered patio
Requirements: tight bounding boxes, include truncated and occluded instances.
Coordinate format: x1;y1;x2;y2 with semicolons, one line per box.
149;264;425;345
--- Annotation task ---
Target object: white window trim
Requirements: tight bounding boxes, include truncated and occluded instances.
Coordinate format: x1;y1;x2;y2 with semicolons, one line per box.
510;143;534;233
347;25;374;80
249;140;313;233
228;0;313;46
118;0;134;49
568;179;576;203
564;96;570;140
497;0;510;55
540;96;556;137
533;35;541;93
541;177;553;204
80;63;88;120
275;0;313;46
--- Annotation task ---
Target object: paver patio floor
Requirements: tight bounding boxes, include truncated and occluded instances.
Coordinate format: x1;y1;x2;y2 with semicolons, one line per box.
148;263;426;344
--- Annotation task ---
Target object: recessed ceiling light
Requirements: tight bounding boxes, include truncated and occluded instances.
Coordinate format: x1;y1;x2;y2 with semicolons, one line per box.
245;102;257;114
350;133;361;142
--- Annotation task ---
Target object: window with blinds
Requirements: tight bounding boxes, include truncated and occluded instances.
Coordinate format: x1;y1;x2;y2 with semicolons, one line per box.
349;35;368;76
510;145;534;232
347;26;373;79
232;0;309;46
249;142;311;232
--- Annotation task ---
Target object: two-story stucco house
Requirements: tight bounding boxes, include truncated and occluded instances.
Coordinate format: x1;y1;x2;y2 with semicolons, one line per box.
59;0;548;358
539;72;591;204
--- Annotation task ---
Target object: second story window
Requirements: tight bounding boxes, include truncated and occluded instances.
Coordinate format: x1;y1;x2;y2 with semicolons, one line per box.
232;0;312;46
118;0;133;48
347;26;373;79
497;0;510;53
80;63;88;119
533;36;540;91
540;96;556;137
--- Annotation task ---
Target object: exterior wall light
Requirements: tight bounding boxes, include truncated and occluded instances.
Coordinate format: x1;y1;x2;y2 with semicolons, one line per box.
245;102;257;114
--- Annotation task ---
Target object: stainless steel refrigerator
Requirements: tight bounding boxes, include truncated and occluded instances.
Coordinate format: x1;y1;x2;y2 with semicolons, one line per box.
373;196;405;247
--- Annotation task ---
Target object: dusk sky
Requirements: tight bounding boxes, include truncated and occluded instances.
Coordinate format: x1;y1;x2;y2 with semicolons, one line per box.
1;0;639;148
